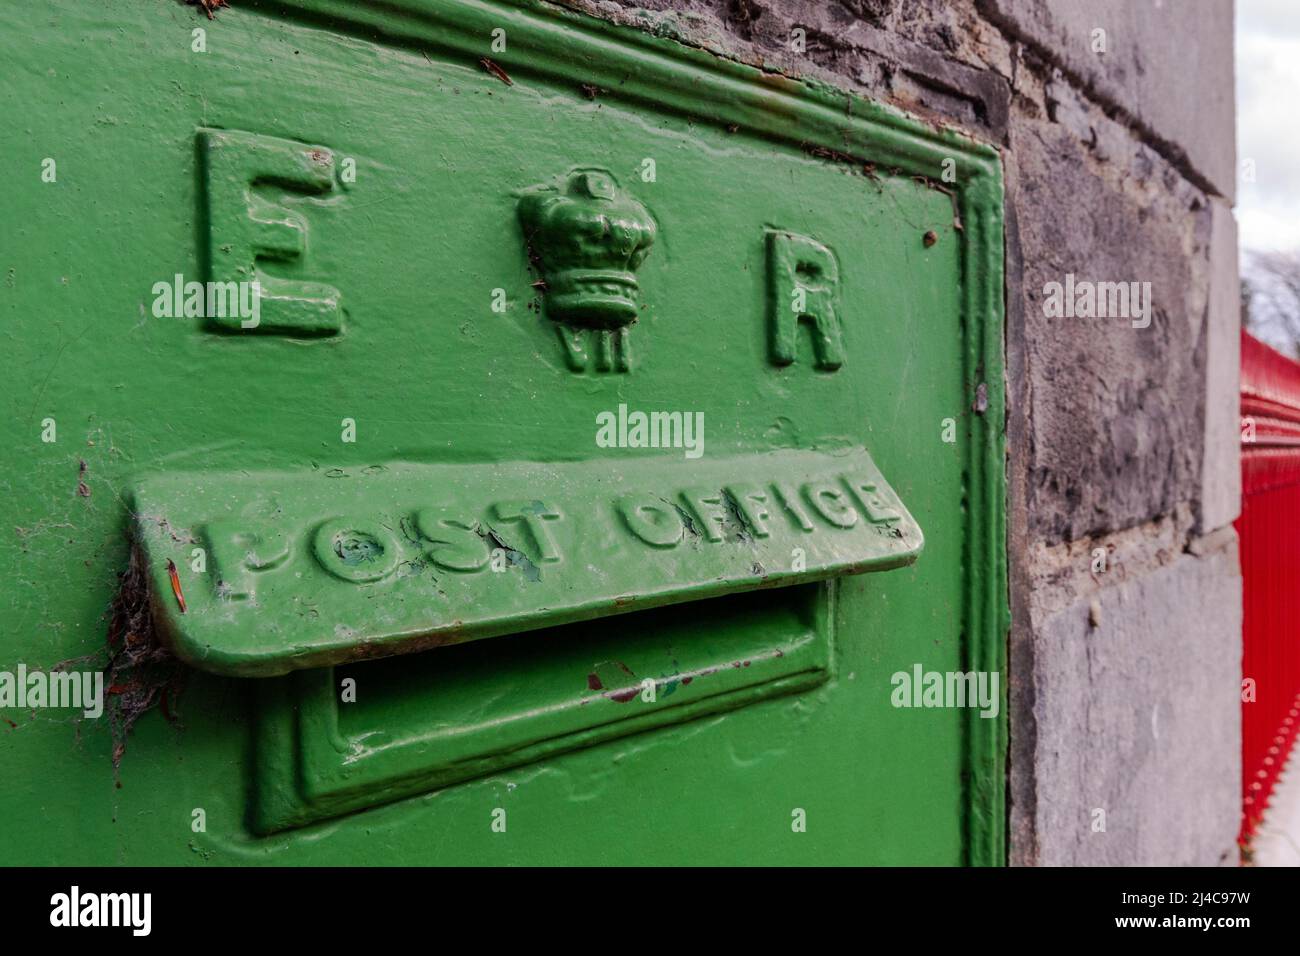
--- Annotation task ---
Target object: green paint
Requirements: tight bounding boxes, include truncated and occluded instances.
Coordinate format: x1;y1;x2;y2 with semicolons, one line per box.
0;0;1005;864
254;584;835;833
133;449;921;676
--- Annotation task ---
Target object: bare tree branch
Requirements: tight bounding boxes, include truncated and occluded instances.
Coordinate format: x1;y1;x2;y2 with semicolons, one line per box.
1245;250;1300;357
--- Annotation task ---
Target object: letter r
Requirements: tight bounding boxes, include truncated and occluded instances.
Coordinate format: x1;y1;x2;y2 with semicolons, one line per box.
767;230;845;371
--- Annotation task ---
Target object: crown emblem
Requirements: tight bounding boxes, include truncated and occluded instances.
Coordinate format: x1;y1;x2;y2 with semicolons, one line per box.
518;168;656;373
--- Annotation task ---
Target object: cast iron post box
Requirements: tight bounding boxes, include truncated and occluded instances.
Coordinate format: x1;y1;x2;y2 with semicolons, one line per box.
0;0;1006;864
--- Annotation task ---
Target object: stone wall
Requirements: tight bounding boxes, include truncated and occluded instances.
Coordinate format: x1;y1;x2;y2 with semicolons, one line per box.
558;0;1243;865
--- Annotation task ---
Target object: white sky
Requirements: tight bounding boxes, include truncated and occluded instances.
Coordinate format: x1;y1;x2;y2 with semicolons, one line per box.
1237;0;1300;255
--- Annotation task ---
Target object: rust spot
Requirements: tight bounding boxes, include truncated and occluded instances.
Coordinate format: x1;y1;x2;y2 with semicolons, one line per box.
588;660;639;703
923;230;938;248
479;57;513;86
76;459;90;498
804;143;861;165
187;0;229;19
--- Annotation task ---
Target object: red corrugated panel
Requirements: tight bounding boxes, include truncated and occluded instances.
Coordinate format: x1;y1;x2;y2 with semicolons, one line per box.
1238;330;1300;843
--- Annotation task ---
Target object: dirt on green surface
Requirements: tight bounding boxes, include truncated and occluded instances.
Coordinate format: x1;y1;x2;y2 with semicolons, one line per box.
103;545;186;776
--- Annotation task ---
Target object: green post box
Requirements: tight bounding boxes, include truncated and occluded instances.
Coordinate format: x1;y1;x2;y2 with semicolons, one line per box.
0;0;1006;865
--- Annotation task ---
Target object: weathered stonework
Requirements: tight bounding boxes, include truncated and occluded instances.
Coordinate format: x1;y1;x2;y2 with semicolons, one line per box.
979;0;1237;200
558;0;1242;865
1030;536;1241;866
1202;197;1242;534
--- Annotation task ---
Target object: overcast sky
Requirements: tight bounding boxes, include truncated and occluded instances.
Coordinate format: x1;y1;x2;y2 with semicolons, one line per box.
1237;0;1300;255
